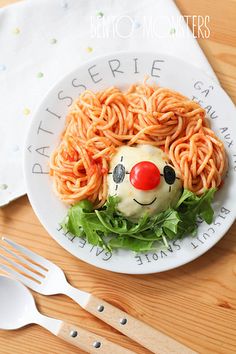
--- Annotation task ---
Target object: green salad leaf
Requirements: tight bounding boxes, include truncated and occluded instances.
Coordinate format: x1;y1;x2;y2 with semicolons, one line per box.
61;188;216;252
176;188;216;237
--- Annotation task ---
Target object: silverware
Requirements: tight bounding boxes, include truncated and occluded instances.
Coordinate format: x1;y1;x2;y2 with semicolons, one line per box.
0;236;196;354
0;275;133;354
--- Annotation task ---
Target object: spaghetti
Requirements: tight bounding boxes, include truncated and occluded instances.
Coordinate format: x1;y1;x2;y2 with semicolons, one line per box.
50;81;227;207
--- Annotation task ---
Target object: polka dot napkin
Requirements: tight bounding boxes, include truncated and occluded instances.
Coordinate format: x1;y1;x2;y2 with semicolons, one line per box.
0;0;217;207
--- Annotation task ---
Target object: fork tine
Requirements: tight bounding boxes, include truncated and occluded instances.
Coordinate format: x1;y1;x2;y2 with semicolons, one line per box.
0;263;39;290
0;245;47;275
0;254;43;282
2;237;51;269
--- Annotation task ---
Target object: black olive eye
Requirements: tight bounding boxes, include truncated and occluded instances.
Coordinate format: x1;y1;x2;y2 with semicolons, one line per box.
163;165;176;185
113;164;125;183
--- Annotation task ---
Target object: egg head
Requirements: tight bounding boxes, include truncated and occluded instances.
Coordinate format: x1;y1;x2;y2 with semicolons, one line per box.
107;145;182;219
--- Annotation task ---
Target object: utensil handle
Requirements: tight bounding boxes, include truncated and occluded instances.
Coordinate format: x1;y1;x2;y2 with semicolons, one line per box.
84;295;196;354
57;321;135;354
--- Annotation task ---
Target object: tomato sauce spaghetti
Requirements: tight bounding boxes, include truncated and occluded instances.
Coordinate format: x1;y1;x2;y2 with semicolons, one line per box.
50;81;227;207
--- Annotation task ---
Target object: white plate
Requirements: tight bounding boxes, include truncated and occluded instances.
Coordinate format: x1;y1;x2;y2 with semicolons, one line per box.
24;51;236;274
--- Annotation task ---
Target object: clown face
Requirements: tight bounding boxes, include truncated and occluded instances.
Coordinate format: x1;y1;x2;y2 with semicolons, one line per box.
107;145;182;219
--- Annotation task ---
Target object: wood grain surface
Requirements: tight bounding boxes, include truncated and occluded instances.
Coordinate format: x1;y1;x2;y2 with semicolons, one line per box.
0;1;236;353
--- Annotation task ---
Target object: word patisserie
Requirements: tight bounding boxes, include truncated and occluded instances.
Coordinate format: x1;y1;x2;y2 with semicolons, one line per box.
50;82;227;208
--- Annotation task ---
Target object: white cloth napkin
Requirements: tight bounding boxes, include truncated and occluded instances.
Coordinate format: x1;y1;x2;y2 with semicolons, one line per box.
0;0;217;207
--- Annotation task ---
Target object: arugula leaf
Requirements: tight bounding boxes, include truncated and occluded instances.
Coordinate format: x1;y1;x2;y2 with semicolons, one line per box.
198;188;216;223
61;188;217;253
175;189;195;208
176;188;216;237
62;200;110;249
109;236;155;252
162;210;180;236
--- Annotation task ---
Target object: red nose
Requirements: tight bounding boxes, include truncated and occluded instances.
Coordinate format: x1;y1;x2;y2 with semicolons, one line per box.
130;161;161;190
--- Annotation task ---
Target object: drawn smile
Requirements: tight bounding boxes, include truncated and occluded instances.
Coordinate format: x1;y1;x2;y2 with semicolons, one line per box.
133;197;157;206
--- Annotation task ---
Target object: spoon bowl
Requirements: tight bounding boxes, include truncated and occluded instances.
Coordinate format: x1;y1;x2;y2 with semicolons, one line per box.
0;275;36;330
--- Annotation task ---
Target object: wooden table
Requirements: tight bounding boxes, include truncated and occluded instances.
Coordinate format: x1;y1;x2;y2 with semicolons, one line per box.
0;1;235;353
